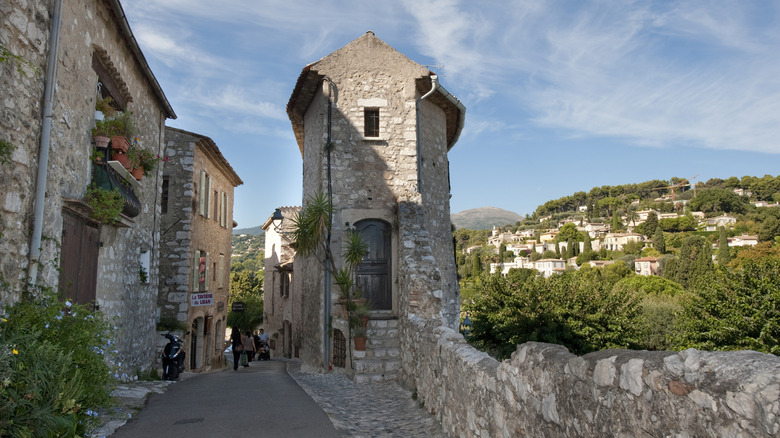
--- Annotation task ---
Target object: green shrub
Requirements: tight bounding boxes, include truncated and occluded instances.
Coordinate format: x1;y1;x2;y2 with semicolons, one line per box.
0;291;115;437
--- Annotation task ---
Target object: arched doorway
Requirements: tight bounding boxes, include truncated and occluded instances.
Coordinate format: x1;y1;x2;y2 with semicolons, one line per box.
354;219;391;311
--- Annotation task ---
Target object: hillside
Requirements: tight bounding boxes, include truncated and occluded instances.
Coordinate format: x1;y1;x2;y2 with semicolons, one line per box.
233;225;264;236
452;207;523;230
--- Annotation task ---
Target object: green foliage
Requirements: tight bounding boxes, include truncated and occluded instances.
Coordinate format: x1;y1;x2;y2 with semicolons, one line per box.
226;292;263;332
658;215;697;232
91;111;135;139
0;139;16;166
687;188;749;214
466;269;643;359
718;227;731;265
677;258;780;354
0;44;36;77
0;291;114;437
663;235;714;289
555;223;582;243
653;228;666;253
613;275;687;350
84;184;123;224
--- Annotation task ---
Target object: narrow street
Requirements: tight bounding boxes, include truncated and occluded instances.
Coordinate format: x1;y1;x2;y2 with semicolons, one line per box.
110;360;341;438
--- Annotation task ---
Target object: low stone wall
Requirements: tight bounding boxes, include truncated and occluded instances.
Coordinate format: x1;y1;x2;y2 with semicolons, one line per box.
401;316;780;437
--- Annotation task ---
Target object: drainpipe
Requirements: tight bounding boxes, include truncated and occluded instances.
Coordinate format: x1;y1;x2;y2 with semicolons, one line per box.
324;78;335;370
29;0;64;286
415;74;439;194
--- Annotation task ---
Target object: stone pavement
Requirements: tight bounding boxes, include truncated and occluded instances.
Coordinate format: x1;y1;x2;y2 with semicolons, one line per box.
90;359;446;438
287;361;447;438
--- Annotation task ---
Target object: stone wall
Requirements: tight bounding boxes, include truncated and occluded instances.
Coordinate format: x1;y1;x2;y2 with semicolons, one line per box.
401;316;780;437
1;0;172;376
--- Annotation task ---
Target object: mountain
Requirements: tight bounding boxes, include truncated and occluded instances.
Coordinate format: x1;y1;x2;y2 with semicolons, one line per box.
452;207;523;230
232;225;264;236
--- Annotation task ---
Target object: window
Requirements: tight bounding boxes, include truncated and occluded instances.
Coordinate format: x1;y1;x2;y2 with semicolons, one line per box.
364;108;379;137
161;177;169;214
279;271;291;298
194;250;208;292
213;190;218;221
198;171;211;217
218;254;225;288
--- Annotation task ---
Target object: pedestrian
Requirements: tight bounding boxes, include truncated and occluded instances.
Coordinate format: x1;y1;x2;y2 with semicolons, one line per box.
258;328;270;344
230;327;243;371
242;330;256;366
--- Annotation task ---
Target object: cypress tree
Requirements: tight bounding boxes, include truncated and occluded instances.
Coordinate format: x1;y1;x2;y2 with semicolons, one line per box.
718;226;731;265
653;228;666;254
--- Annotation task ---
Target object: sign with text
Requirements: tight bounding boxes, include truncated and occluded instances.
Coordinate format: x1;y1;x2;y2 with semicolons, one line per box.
231;301;245;312
191;293;213;307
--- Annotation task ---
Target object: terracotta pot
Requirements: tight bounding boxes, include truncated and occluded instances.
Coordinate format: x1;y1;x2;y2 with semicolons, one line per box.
94;135;110;148
113;152;132;169
111;136;130;153
130;166;144;181
353;336;367;351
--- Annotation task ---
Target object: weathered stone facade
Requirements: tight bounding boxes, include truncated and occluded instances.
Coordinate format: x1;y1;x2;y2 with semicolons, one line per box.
1;0;175;375
402;317;780;437
261;206;302;358
159;127;242;372
287;32;465;376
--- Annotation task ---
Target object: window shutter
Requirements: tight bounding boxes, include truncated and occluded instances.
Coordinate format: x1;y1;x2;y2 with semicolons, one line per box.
198;171;206;216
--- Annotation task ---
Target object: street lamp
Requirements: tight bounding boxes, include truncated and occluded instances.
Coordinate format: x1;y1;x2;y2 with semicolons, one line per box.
271;208;284;231
462;313;472;337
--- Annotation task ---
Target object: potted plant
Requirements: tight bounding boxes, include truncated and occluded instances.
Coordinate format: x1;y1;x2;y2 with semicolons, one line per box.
137;148;165;177
84;183;123;224
89;148;106;164
108;111;135;154
127;145;143;178
94;96;116;122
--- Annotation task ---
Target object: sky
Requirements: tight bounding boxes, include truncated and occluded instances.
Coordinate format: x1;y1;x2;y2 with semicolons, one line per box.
121;0;780;228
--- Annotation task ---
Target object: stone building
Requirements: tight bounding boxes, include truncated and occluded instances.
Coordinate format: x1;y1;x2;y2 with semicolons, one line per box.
158;127;242;372
1;0;175;375
261;206;301;358
286;31;465;380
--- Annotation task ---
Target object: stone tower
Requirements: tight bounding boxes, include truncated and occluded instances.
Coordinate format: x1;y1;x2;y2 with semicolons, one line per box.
287;31;465;378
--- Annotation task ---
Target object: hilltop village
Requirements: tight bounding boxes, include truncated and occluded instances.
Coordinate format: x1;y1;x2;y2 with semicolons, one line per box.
455;178;780;280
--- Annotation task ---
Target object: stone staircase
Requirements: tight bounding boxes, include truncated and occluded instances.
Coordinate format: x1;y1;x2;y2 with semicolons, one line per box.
352;318;402;383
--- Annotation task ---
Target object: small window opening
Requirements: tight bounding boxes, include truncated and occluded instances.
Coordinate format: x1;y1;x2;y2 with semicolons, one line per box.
364;108;379;137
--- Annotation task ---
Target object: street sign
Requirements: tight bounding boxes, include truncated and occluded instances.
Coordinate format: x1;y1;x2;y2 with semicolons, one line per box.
232;301;245;312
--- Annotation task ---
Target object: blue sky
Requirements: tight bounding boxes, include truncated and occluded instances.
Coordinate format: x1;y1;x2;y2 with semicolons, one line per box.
122;0;780;228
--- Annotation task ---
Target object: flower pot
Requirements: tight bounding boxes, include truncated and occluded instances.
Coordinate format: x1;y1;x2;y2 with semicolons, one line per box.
94;135;110;148
130;166;144;181
111;136;130;153
353;336;367;351
113;152;132;169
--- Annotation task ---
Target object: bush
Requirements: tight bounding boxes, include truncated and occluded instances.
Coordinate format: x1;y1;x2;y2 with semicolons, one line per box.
0;291;115;437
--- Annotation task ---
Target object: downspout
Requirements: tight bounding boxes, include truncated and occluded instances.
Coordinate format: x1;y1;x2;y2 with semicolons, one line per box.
324;78;334;370
29;0;64;286
415;74;439;194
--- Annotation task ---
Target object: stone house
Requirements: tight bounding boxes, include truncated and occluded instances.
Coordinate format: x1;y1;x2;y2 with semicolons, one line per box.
1;0;175;375
634;256;660;276
706;214;737;231
261;206;301;359
286;31;465;380
601;232;645;251
533;258;567;278
158;127;242;372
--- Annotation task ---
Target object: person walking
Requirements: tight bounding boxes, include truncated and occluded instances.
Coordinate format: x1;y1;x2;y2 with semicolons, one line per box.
230;328;243;371
242;330;256;366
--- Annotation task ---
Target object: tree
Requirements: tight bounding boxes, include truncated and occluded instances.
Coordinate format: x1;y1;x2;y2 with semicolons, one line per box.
637;212;658;237
718;227;731;266
566;238;575;258
612;214;622;232
687;187;749;214
677;258;780;354
663;236;713;290
556;223;581;243
758;215;780;243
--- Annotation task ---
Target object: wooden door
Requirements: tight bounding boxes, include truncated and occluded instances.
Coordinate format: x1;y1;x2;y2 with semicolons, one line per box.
59;211;99;306
355;220;391;311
